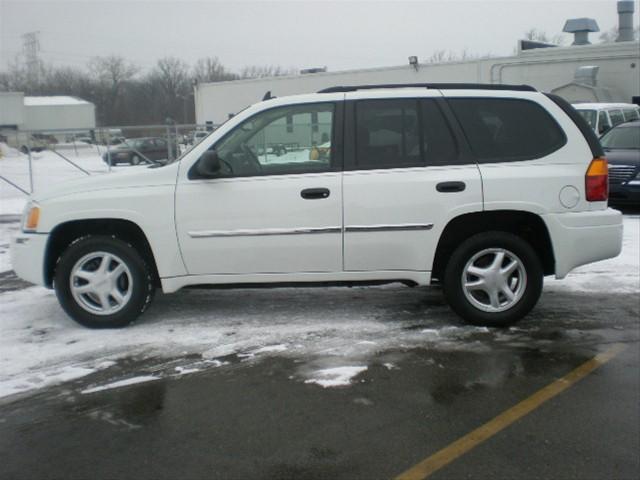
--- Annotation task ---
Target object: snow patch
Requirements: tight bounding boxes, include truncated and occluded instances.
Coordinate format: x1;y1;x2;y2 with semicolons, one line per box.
81;375;160;394
0;365;96;398
174;366;200;375
304;366;368;388
252;344;288;354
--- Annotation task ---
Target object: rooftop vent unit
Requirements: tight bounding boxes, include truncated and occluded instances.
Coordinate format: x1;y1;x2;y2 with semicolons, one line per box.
616;1;635;42
563;18;600;45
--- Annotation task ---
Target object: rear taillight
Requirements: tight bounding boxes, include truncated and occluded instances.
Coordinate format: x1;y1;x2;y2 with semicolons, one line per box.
585;157;608;202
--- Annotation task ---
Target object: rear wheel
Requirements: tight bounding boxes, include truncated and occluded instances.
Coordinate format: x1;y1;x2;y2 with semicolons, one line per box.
54;235;155;328
130;154;141;165
443;231;543;327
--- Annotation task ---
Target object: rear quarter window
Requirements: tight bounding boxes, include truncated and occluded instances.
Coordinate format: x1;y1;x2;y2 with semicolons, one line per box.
448;98;567;162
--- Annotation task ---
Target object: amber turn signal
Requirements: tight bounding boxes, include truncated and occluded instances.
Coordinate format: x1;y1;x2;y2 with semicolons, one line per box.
24;206;40;231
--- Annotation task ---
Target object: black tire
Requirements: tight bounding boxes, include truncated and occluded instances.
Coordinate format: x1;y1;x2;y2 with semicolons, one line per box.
443;231;543;327
20;145;28;154
130;155;141;165
54;235;155;328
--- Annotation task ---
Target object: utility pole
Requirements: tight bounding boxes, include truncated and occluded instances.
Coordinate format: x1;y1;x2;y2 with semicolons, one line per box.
22;31;41;86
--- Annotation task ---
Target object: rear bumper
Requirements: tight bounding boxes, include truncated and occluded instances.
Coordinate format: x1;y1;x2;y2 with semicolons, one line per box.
542;208;623;279
10;233;49;286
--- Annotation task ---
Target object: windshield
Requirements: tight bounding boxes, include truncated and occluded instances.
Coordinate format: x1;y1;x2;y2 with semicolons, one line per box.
600;126;640;150
577;109;596;129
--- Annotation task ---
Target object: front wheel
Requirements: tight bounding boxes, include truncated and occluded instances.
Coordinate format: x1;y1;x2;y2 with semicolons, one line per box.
130;154;141;165
54;236;155;328
443;232;543;327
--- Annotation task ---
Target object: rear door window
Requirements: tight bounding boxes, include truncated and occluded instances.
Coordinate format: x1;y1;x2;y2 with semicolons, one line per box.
448;98;566;162
355;99;422;169
353;99;460;169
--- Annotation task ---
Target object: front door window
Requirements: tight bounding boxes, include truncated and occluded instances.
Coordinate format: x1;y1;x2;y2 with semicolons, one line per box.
214;103;335;177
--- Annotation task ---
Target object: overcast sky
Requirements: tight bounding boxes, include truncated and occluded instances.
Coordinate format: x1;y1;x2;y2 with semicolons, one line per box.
0;0;635;74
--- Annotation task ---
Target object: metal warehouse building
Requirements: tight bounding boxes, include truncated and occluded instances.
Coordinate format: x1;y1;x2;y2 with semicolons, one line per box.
195;2;640;125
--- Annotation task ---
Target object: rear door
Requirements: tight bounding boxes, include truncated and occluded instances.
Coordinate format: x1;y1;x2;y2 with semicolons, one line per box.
342;91;483;273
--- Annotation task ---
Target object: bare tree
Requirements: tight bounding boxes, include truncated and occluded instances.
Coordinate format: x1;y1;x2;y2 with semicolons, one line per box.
425;49;494;64
524;28;565;45
193;57;238;83
240;65;295;79
89;56;138;124
148;57;191;121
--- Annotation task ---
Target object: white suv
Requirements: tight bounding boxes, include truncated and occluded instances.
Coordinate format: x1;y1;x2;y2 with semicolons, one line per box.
11;84;623;328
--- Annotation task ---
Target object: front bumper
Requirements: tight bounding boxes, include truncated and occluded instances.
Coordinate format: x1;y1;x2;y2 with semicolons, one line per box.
542;208;623;279
10;232;49;286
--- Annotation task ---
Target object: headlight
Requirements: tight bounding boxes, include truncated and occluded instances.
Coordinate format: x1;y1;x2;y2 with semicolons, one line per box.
23;203;40;232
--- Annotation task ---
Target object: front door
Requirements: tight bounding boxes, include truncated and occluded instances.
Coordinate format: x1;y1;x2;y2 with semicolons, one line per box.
175;101;343;275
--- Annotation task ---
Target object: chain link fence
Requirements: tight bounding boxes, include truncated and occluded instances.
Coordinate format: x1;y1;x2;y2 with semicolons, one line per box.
0;123;217;196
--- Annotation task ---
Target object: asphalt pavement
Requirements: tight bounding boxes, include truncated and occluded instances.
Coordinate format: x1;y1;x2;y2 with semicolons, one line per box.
0;288;638;480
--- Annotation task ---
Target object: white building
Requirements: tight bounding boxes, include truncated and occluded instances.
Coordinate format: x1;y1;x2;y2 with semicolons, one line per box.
0;93;96;132
0;93;96;150
0;92;25;128
23;96;96;132
195;40;640;125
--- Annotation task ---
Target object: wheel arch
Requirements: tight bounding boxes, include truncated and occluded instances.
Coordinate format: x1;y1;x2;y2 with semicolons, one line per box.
44;218;161;288
432;210;555;282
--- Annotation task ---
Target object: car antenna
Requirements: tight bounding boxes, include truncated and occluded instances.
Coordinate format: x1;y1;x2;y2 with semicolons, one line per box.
262;91;276;101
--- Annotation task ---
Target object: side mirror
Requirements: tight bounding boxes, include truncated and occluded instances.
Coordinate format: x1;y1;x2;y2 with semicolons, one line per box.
196;150;222;178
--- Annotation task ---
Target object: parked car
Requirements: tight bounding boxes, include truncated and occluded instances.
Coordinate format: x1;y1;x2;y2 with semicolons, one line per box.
12;83;623;328
600;120;640;206
573;102;640;136
102;137;179;165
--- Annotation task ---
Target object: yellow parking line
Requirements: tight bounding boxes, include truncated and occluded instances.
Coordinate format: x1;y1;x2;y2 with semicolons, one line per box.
394;343;627;480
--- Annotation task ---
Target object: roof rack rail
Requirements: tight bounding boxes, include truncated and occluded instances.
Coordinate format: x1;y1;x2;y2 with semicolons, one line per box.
317;83;537;93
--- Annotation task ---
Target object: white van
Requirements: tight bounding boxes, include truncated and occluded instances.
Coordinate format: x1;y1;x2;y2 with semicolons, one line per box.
572;103;640;136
